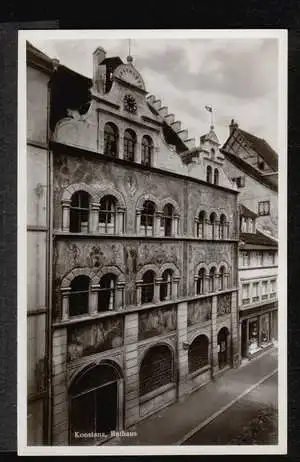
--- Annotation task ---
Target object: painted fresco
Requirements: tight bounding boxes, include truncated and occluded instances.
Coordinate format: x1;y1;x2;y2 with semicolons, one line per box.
217;293;232;316
187;298;212;326
67;316;123;361
138;305;177;340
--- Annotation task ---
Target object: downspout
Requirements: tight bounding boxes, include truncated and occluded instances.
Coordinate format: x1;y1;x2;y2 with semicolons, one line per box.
45;60;57;444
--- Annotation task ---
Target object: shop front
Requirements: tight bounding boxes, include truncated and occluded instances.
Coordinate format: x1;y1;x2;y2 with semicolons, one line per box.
240;303;278;359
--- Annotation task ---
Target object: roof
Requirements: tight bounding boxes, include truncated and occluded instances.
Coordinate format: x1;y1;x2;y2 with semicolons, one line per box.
26;40;54;73
200;127;220;145
240;204;257;219
220;149;278;192
240;230;278;249
239;129;278;171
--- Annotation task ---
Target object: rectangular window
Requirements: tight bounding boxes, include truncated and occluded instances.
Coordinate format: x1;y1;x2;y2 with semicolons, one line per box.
261;281;268;300
252;282;260;302
269;252;276;265
241;251;250;267
258;201;270;216
242;283;250;305
270;279;277;298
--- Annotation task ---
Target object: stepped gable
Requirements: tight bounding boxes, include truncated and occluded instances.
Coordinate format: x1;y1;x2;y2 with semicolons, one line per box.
146;94;196;154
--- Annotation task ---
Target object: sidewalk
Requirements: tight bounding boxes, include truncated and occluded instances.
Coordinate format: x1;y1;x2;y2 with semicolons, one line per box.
105;348;278;446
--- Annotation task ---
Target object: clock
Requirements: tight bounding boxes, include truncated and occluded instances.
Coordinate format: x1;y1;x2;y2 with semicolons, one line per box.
124;94;137;114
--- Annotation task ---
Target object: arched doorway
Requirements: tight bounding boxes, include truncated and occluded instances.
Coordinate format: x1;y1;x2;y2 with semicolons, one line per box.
69;361;123;445
217;327;229;369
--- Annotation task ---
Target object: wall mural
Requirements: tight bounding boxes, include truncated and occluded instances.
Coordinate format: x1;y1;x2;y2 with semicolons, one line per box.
67;316;124;361
217;293;232;316
187;298;212;326
138;305;177;340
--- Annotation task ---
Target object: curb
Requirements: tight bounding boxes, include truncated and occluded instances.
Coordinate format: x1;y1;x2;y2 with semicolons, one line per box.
176;368;278;445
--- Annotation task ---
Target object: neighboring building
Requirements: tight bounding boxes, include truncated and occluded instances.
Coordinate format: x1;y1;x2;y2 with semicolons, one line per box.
238;205;278;359
26;42;241;445
221;119;278;238
221;121;279;360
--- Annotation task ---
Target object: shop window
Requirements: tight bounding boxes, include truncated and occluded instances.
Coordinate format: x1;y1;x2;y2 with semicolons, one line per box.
124;129;136;162
258;200;270;216
260;313;271;345
160;269;173;301
248;319;259;354
70;191;90;233
141;270;155;304
99;195;117;234
141;135;153;167
139;345;173;396
214;168;219;185
209;267;216;293
141;200;155;236
69;275;90;317
188;335;209;373
161;204;174;237
104;122;119;157
197;268;206;295
206;165;212;183
98;274;116;312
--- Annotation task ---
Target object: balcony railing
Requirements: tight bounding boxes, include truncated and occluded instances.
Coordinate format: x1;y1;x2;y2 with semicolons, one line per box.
252;296;259;303
261;294;268;300
242;298;250;305
270;292;277;299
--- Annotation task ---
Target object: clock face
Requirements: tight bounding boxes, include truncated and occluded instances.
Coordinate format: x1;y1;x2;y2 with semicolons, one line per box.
114;63;145;90
124;94;137;114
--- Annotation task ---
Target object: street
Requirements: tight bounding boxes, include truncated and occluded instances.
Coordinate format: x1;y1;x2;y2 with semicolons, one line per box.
182;371;278;445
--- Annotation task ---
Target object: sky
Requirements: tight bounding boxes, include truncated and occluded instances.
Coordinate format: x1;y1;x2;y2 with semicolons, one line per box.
30;36;279;150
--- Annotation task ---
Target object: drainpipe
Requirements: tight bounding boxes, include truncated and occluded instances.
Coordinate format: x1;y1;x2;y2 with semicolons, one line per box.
45;59;58;444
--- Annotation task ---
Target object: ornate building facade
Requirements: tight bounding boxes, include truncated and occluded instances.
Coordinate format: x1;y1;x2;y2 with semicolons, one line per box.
27;42;240;446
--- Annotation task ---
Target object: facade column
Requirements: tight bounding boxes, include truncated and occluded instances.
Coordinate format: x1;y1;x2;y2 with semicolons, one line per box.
136;280;143;306
118;133;124;160
136;209;141;235
154;278;162;303
172;215;179;237
172;276;180;299
90;202;99;233
177;302;189;399
116;281;125;310
154;212;162;237
61;199;71;232
194;217;199;237
116;207;125;235
230;290;240;367
52;327;68;445
211;295;218;377
90;284;99;315
124;312;139;428
61;287;70;321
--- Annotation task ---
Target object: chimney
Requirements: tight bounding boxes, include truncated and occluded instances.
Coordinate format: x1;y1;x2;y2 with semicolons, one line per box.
93;47;107;94
229;119;238;135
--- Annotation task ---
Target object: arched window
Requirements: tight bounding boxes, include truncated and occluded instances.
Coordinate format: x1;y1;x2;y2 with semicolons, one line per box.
210;212;217;239
98;273;116;311
197;268;206;295
141;270;155;304
69;363;121;444
124;129;136;162
188;335;209;373
70;191;90;233
160;269;173;301
219;266;226;291
206;165;212;183
197;211;206;238
162;204;174;237
214;168;219;185
211;148;215;160
219;214;227;239
139;345;173;396
209;267;216;293
69;275;90;317
99;195;117;234
104;122;118;157
141;135;153;167
141;200;155;236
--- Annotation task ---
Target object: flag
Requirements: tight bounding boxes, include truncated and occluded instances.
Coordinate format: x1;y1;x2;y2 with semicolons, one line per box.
205;105;212;112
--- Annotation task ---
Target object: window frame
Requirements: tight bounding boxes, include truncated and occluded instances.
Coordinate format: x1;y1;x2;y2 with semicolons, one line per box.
258;200;270;216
